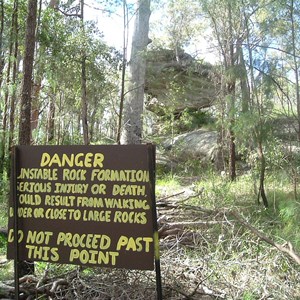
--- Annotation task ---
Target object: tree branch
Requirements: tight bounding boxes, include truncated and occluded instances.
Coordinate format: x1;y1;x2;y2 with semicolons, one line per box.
230;210;300;265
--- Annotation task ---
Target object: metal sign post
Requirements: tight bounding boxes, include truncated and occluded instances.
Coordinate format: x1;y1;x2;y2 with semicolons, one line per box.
12;147;20;299
147;144;163;300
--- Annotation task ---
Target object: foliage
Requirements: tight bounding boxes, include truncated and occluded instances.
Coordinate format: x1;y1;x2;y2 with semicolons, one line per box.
157;107;214;135
1;0;300;297
277;198;300;249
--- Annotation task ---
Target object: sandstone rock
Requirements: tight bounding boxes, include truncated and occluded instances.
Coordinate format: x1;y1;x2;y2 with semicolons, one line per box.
145;49;218;114
162;129;219;162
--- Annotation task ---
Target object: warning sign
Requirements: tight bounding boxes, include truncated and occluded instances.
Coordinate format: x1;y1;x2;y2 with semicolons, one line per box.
7;144;156;270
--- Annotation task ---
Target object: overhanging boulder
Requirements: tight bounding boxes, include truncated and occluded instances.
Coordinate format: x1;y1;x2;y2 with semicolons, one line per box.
145;48;218;114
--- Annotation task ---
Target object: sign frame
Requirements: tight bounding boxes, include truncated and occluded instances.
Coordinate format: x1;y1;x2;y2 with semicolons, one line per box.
8;144;162;299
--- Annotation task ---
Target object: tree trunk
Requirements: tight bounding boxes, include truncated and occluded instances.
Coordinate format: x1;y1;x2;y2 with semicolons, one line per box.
31;0;56;141
289;0;300;141
227;2;236;181
80;0;89;145
18;0;38;278
245;13;269;208
0;0;4;88
120;0;151;144
47;95;55;143
7;0;19;177
81;56;89;144
228;89;236;181
116;0;129;144
238;45;250;113
18;0;37;146
257;136;268;208
0;31;12;175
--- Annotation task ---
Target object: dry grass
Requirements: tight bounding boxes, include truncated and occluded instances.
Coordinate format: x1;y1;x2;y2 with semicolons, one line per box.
1;179;300;299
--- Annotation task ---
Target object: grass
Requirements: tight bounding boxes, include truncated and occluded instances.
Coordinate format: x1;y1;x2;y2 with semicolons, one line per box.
156;168;300;252
1;168;300;298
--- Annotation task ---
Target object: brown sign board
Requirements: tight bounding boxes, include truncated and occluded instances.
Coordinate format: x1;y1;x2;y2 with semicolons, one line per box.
7;144;157;270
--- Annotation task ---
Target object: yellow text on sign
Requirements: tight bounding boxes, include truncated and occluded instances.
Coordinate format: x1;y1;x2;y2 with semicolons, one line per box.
116;236;153;252
40;152;104;168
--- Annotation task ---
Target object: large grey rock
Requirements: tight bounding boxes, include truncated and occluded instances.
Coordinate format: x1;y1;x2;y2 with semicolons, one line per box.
162;129;219;161
145;49;218;114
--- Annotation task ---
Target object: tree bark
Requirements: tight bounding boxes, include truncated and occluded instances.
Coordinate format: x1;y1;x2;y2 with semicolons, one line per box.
8;0;19;177
238;45;250;113
257;137;268;208
17;0;38;278
227;2;236;181
0;0;16;175
47;95;55;143
0;0;4;88
116;0;128;144
121;0;151;144
80;0;89;145
245;14;269;208
18;0;38;145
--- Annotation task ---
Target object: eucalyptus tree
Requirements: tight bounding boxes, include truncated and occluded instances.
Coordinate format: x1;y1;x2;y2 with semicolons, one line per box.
26;0;121;145
231;0;300;207
30;0;60;142
17;0;38;277
120;0;151;144
200;0;287;207
0;0;19;175
8;0;19;157
260;0;300;198
275;0;300;139
18;0;37;146
163;0;201;60
289;1;300;139
0;0;4;88
280;0;300;198
201;0;248;181
80;0;89;145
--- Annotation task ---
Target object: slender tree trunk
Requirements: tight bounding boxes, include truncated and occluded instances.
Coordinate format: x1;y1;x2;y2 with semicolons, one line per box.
32;0;43;112
257;135;268;208
47;95;55;143
228;125;236;180
227;2;236;181
81;57;89;144
121;0;151;144
57;92;63;144
89;107;96;143
0;42;12;175
228;89;236;181
0;0;19;175
80;0;89;145
245;14;269;208
290;0;300;141
238;45;250;113
31;0;56;141
117;0;128;144
0;0;4;88
18;0;38;277
19;0;37;146
7;0;19;177
8;49;19;152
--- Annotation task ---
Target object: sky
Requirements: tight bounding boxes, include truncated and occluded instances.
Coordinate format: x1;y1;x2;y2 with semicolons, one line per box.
85;0;218;64
85;0;134;51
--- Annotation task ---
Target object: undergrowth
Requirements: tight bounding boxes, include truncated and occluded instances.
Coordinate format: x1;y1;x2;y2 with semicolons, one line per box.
156;167;300;299
157;169;300;263
1;167;300;298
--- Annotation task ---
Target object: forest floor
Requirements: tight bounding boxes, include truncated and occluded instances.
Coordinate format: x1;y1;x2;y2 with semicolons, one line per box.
1;177;300;299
